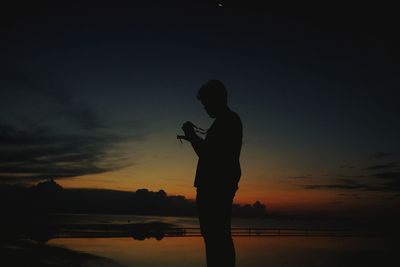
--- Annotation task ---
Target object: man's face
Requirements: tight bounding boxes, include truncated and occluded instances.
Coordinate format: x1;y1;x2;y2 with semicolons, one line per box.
201;99;218;118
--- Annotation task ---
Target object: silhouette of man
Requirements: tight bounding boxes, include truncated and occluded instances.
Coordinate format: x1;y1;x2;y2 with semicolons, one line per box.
181;80;242;267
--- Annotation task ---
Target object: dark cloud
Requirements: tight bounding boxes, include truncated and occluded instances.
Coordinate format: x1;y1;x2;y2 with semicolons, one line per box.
369;152;394;159
304;178;368;190
373;172;400;193
337;193;363;199
287;175;310;179
336;174;369;178
336;192;385;200
340;164;354;169
0;67;146;184
0;58;149;186
0;121;142;185
304;172;400;193
300;156;400;193
337;193;357;196
365;161;400;170
373;172;400;180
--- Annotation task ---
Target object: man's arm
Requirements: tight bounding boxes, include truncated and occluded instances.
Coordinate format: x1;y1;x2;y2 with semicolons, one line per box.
181;121;205;157
188;133;204;157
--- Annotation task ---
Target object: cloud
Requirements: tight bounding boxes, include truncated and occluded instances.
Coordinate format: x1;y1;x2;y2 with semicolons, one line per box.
300;153;400;193
304;172;400;193
287;175;311;179
372;172;400;192
0;61;153;183
0;66;147;185
336;192;385;200
0;121;142;185
373;172;400;180
369;152;394;159
365;161;400;170
304;178;368;190
340;164;354;169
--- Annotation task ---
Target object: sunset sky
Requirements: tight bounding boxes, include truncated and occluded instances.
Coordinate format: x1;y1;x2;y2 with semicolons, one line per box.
1;1;399;216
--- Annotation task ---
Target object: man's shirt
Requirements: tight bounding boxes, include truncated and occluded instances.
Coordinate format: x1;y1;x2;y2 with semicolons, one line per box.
194;108;242;191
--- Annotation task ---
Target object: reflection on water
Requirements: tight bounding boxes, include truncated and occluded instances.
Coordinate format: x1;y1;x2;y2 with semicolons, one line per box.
50;237;204;267
54;214;361;230
49;236;397;267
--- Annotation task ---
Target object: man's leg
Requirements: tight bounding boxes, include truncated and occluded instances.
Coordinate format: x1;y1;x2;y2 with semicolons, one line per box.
204;231;235;267
196;188;236;267
218;189;236;267
196;189;212;266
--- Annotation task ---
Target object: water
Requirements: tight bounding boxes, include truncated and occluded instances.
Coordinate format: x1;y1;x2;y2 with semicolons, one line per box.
54;214;356;230
46;214;398;267
49;236;397;267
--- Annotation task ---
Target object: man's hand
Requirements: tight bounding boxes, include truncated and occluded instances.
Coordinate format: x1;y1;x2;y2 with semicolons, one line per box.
179;121;204;156
182;121;197;141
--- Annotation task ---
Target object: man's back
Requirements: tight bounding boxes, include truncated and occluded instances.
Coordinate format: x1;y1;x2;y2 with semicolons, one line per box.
194;107;242;190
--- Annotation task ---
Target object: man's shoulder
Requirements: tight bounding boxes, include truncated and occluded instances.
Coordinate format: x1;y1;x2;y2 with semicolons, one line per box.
216;109;242;133
227;110;242;126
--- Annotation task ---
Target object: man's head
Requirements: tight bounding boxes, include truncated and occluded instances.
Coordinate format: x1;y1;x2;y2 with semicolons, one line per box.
197;80;228;118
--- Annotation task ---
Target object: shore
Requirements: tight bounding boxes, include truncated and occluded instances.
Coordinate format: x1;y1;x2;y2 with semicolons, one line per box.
0;238;124;267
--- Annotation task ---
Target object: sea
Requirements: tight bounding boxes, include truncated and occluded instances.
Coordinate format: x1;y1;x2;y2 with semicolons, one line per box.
47;214;397;267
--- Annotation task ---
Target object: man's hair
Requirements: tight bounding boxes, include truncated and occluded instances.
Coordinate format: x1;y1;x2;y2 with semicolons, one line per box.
197;80;227;104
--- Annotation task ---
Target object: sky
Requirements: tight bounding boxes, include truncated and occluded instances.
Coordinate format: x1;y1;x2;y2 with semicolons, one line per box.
1;1;399;216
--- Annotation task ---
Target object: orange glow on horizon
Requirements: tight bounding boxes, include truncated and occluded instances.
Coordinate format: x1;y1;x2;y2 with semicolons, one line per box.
57;173;365;216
